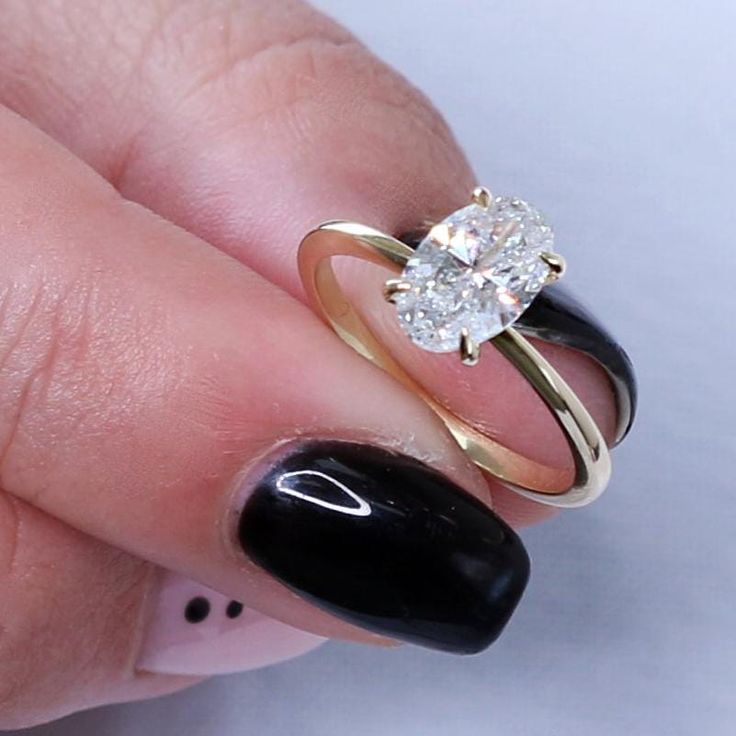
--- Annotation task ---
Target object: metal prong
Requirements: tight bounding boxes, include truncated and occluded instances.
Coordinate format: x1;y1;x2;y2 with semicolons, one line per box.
540;251;567;283
383;279;411;303
471;186;493;208
459;328;480;366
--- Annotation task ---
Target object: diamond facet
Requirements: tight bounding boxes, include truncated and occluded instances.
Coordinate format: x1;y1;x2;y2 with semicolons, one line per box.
393;197;555;353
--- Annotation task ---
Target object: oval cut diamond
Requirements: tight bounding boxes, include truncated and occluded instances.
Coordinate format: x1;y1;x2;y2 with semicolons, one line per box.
394;197;555;352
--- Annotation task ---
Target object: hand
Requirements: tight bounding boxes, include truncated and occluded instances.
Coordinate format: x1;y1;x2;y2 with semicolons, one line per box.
0;0;617;726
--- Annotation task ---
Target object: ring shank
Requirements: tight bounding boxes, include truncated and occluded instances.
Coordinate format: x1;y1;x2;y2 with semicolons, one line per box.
298;221;611;508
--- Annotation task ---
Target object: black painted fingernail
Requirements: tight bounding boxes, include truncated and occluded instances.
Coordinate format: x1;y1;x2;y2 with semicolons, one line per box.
516;284;637;444
238;441;530;654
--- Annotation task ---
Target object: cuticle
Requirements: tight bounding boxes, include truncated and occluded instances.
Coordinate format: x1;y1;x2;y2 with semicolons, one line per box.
220;434;377;565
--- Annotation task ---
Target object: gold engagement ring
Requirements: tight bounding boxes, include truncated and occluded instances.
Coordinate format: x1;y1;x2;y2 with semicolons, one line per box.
298;187;615;508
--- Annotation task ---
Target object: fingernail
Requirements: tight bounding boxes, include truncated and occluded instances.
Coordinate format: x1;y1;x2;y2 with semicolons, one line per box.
238;441;530;654
137;572;326;675
513;283;636;444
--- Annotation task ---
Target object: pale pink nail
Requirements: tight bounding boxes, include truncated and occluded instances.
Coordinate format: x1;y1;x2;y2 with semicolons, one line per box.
137;572;326;675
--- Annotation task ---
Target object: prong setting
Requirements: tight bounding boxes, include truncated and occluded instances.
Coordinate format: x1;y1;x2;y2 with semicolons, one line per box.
540;251;567;283
471;186;493;209
383;278;411;303
459;328;480;366
393;192;558;353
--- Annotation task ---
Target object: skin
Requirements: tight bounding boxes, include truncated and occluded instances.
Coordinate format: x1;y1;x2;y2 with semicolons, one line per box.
0;0;616;727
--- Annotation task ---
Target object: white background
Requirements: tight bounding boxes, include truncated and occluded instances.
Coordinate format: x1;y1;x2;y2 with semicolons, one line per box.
12;1;735;734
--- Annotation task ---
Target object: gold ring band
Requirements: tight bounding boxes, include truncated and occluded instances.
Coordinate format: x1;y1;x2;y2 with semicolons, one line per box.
297;200;612;508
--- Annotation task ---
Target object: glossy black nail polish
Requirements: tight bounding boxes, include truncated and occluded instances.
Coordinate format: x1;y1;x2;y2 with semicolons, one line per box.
516;284;637;444
238;441;530;654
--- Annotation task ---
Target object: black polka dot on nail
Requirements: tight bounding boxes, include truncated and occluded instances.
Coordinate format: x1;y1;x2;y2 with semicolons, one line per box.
184;596;211;623
226;600;244;619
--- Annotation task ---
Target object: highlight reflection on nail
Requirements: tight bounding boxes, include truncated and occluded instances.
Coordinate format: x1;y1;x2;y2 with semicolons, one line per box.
138;572;326;675
276;470;372;516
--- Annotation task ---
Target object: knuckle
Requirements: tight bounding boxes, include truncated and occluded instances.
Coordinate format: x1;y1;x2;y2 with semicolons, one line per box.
0;268;99;494
168;7;471;213
209;28;453;149
147;2;462;160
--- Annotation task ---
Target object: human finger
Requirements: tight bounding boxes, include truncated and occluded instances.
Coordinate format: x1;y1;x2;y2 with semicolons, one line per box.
0;491;324;727
0;105;528;656
0;0;631;527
